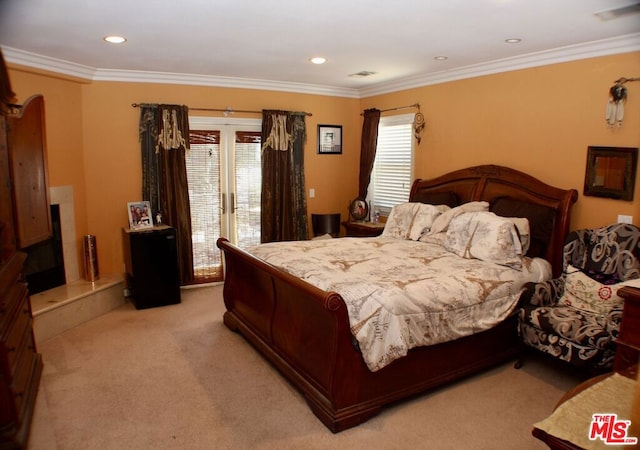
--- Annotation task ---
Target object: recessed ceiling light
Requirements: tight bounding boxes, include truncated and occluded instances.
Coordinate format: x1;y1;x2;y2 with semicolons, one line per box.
104;35;127;44
309;57;327;65
434;56;448;60
505;38;522;44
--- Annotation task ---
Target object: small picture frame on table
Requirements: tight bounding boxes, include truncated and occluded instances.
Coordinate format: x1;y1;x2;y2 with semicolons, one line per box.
127;201;154;229
317;125;342;154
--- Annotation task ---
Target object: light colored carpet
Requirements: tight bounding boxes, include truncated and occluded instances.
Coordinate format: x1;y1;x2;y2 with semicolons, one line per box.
27;284;586;449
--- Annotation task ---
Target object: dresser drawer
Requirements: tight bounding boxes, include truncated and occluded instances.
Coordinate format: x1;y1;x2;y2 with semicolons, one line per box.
9;349;42;424
614;341;639;378
1;309;32;381
615;287;640;379
619;296;640;347
0;277;27;319
0;286;31;380
0;254;26;306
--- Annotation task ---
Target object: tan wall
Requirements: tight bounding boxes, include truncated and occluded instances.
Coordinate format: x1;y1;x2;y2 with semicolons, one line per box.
8;67;360;274
361;52;640;231
8;68;89;271
7;51;640;276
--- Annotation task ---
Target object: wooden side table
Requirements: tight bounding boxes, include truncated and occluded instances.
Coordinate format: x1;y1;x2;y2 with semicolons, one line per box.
615;286;640;378
532;374;611;449
341;221;385;237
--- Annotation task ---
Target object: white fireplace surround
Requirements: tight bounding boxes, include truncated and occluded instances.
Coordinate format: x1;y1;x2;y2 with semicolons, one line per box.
50;185;80;283
29;185;125;344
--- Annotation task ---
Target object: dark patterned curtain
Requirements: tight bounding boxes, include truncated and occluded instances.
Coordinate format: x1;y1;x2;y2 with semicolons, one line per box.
358;108;381;199
260;110;308;242
139;104;194;285
139;106;160;214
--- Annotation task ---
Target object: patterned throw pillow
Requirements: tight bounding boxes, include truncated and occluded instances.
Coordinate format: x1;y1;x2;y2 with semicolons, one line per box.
559;265;640;314
381;203;420;239
408;203;449;240
505;217;530;255
429;201;490;235
445;211;524;269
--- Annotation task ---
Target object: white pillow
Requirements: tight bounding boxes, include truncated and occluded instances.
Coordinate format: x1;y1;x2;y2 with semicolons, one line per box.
408;203;449;241
381;203;420;239
559;265;640;314
445;211;523;269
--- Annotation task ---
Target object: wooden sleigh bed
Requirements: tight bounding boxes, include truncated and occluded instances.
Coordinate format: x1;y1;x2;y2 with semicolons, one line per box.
216;164;578;432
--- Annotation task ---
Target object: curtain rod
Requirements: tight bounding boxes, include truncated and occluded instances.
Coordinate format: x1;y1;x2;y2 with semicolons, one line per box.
131;103;312;116
614;77;640;84
361;103;420;115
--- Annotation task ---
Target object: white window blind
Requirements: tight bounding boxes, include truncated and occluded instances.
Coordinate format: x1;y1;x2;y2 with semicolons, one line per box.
187;130;222;281
233;131;261;249
369;114;414;214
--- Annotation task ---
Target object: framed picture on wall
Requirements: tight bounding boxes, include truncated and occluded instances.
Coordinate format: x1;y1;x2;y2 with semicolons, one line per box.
127;201;154;229
317;125;342;154
583;146;638;201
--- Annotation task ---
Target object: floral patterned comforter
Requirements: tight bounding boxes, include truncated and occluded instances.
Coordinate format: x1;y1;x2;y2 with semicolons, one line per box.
248;236;551;371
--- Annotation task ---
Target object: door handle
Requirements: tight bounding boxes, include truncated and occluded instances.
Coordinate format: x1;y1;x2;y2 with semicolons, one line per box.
230;193;236;214
221;193;226;214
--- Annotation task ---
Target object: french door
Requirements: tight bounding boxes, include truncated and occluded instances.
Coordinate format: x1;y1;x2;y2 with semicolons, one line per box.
186;117;262;283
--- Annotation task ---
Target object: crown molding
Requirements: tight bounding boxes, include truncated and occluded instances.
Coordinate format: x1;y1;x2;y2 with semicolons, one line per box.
92;68;361;98
1;45;360;98
3;32;639;99
1;46;97;80
358;33;640;97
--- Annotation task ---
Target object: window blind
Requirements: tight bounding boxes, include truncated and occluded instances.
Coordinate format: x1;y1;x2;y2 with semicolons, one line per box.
233;131;261;249
186;130;222;282
370;115;414;214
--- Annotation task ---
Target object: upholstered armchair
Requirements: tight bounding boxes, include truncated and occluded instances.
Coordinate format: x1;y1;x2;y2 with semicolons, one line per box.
517;223;640;371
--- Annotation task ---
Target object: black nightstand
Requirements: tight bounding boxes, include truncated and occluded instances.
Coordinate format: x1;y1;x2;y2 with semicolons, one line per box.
122;225;181;309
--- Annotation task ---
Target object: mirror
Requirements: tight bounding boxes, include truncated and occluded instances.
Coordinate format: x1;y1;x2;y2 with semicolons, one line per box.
584;146;638;201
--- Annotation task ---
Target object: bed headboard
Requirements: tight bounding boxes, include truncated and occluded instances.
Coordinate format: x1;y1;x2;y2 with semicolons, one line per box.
409;164;578;277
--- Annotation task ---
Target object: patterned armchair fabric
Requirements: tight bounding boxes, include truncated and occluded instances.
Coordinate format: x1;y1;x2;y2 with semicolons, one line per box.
518;223;640;370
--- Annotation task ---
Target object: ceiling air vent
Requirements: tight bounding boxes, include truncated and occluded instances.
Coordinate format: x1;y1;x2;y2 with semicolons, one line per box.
349;71;377;78
594;2;640;20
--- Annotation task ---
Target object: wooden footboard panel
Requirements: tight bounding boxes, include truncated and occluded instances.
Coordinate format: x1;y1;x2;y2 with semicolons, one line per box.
217;237;523;432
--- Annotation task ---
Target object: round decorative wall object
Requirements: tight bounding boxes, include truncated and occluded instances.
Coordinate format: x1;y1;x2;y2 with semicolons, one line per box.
349;198;369;221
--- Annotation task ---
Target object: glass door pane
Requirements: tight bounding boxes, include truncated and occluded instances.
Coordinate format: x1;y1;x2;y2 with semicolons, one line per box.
187;130;223;282
186;119;261;284
233;131;261;249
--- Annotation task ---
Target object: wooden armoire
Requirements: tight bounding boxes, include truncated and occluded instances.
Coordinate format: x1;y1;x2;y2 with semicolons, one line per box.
0;50;46;449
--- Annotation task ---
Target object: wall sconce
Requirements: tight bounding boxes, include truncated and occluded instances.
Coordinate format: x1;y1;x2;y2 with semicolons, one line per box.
606;76;639;127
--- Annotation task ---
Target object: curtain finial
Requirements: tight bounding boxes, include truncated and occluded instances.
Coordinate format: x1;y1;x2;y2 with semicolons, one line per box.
414;112;425;145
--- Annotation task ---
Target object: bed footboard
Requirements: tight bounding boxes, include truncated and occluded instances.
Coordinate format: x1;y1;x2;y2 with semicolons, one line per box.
216;237;523;432
217;238;381;431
